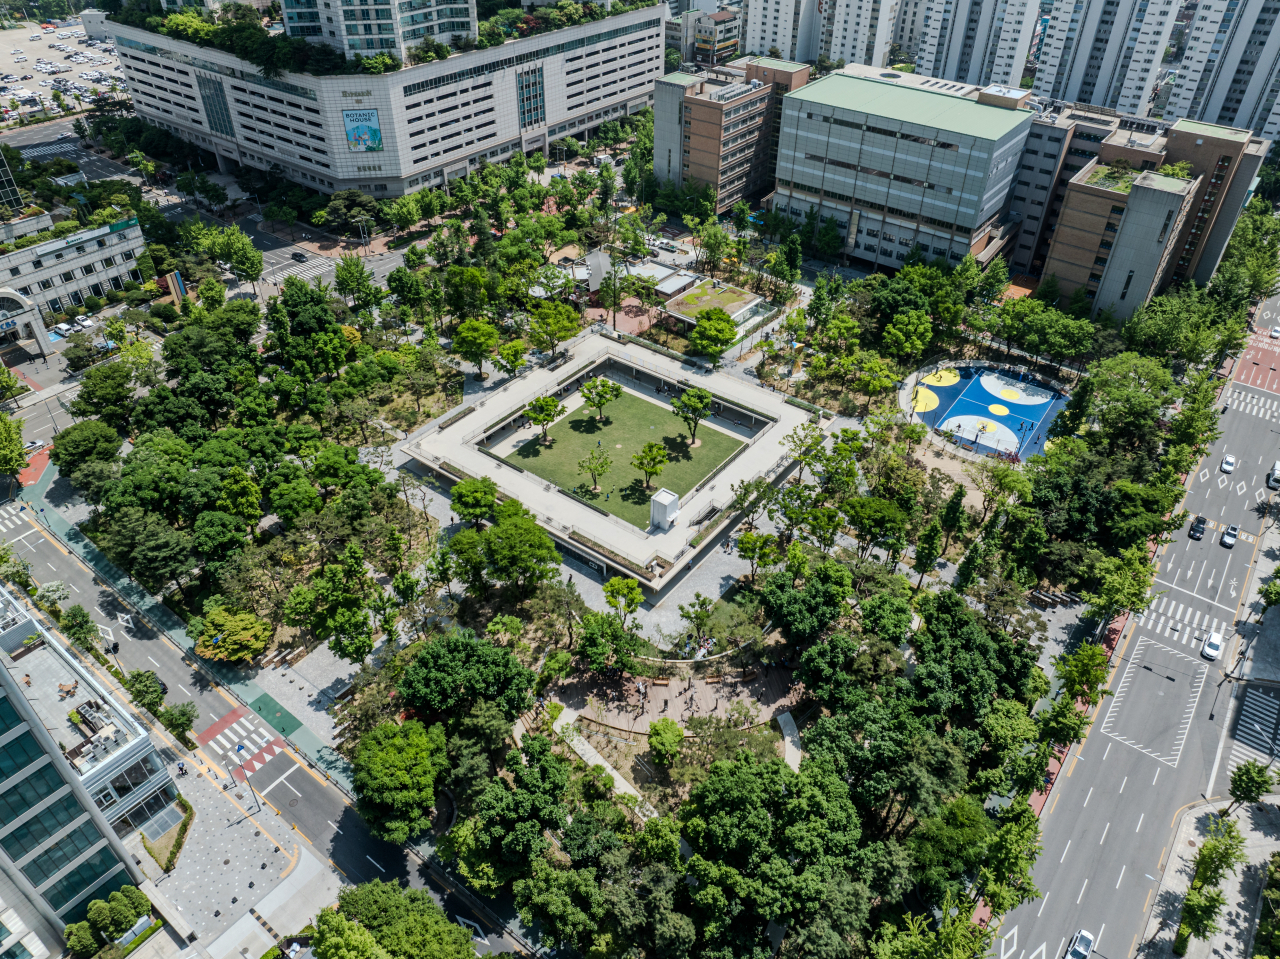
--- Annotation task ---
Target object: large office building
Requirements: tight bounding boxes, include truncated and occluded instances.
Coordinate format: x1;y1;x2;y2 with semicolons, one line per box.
0;583;179;945
1031;0;1179;115
666;9;742;65
770;68;1033;267
768;65;1265;318
1160;0;1280;138
654;54;808;211
112;3;665;197
913;0;1039;88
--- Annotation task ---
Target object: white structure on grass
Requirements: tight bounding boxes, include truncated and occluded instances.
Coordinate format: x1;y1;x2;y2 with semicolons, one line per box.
650;489;680;530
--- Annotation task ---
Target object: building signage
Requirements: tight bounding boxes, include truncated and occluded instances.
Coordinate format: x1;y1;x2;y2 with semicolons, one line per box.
342;108;384;152
342;91;372;97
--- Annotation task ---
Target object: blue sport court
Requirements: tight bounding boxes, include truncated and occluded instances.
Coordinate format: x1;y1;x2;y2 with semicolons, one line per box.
913;366;1069;460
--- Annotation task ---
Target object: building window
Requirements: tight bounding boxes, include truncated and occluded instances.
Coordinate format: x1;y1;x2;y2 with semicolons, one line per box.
516;66;545;129
195;74;235;138
1;793;86;861
22;821;105;886
43;845;123;911
0;765;64;827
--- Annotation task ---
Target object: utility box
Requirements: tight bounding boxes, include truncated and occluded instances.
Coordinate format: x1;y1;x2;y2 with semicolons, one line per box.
650;488;680;530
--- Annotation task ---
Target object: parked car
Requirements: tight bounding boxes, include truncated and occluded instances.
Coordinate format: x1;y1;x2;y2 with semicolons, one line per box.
53;322;73;335
1222;523;1240;547
1189;515;1207;539
22;440;40;453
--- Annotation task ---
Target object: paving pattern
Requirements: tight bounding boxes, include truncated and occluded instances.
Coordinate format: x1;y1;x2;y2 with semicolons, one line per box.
195;706;287;782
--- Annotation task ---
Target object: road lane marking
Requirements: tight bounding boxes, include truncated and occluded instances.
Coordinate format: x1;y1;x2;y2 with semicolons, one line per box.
148;656;159;667
1116;865;1125;887
1037;893;1049;917
1104;742;1112;760
260;764;300;795
1119;776;1126;792
1077;878;1088;904
69;583;78;592
1100;822;1110;844
178;685;189;694
1084;786;1093;806
44;562;53;570
366;856;385;872
1060;840;1070;862
327;820;342;834
1136;813;1144;832
283;778;301;797
1154;767;1160;784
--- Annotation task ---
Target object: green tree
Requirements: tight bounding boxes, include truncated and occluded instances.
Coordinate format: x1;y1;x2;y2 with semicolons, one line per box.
69;362;135;429
648;716;683;766
194;606;271;662
1053;643;1113;708
399;627;535;719
871;894;994;959
482;500;561;594
670;386;713;445
939;486;968;555
313;906;392;959
736;530;778;585
577;448;611;490
1081;545;1158;622
63;922;98;958
335;880;474;959
632;441;669;489
974;800;1042;916
49;419;121;477
1260;578;1280;615
1181;886;1227;942
122;670;165;715
453;319;500;378
452;476;498;527
602;576;644;629
353;719;449;844
579;376;623;420
526;395;566;444
688;307;737;363
494;339;527;377
883;309;932;361
912;518;943;588
157;701;199;742
61;604;98;652
1226;759;1273;815
528;302;580;356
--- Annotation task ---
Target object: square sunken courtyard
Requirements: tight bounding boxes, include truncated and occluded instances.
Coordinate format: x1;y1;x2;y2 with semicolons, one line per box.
506;389;746;531
405;331;814;597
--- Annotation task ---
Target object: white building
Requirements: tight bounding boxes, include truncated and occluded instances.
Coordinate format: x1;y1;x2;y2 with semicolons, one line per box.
111;7;664;197
1031;0;1178;113
1161;0;1280;136
891;0;925;59
914;0;1038;88
744;0;896;66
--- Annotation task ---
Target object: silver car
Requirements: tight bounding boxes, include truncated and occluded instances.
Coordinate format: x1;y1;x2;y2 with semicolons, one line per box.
1067;930;1095;959
1222;524;1240;548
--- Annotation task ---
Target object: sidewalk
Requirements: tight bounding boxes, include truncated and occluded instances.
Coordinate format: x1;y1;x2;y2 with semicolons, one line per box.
1140;798;1280;959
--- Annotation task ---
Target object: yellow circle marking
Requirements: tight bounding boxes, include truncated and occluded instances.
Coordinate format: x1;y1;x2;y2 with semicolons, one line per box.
913;387;940;412
977;420;995;433
988;404;1010;416
923;369;960;387
999;387;1021;400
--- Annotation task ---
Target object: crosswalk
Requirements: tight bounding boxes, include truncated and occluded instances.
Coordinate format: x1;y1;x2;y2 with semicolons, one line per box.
19;143;78;158
1131;593;1227;651
1226;684;1280;774
269;259;331;284
195;705;286;781
1226;387;1280;419
0;502;31;534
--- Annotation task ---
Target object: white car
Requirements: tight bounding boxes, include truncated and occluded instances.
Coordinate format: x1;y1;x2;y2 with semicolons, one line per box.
1067;930;1094;959
1202;631;1225;661
1222;453;1238;473
27;35;38;41
1222;523;1240;548
56;130;73;138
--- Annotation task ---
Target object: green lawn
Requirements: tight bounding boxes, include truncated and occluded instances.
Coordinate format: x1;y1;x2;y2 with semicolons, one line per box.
667;281;756;320
505;390;745;530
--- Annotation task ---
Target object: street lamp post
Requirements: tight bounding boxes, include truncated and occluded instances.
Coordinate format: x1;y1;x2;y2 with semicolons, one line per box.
234;743;261;811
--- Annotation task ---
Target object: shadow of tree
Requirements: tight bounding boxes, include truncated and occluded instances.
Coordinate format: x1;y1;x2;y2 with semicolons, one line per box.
621;479;654;507
511;439;546;461
568;416;606;434
662;434;693;462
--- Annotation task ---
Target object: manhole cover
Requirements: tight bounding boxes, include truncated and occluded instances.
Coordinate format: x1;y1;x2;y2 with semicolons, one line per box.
276;712;281;717
289;799;298;807
254;831;261;836
236;792;244;799
223;859;230;865
1189;840;1198;847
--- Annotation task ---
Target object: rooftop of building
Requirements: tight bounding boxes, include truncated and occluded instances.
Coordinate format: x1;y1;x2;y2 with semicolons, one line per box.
0;585;141;776
1135;170;1195;194
732;55;807;72
706;11;737;22
1084;163;1140;193
1171;117;1252;143
660;71;704;86
791;71;1030;140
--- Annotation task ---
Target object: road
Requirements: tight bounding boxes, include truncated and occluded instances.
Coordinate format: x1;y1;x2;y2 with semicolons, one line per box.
998;311;1280;959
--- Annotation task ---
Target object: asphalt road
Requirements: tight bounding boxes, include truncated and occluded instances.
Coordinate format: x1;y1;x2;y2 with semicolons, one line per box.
997;313;1280;959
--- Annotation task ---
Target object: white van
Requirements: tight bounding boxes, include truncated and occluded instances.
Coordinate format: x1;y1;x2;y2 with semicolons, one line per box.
53;322;73;336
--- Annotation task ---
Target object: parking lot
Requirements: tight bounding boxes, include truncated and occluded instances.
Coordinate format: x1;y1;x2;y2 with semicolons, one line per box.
0;20;121;122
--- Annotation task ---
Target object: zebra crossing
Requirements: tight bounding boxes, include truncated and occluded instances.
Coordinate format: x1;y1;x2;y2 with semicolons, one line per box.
1226;684;1280;773
1131;593;1226;651
269;259;332;284
1226;387;1280;420
195;704;286;781
0;502;32;534
19;143;80;159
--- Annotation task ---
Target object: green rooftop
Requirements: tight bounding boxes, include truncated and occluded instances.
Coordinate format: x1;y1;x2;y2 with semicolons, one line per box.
1171;118;1251;143
749;56;808;71
787;73;1032;141
1086;164;1139;193
1137;171;1194;194
661;72;703;87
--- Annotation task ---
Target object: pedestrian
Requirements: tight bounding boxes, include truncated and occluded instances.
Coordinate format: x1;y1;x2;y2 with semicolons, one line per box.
450;514;455;525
